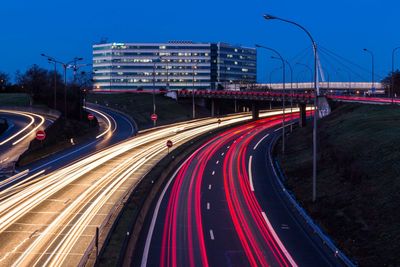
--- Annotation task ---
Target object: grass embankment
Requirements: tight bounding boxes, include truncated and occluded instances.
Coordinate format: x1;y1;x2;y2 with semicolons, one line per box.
278;103;400;266
0;93;31;106
17;117;98;166
87;93;210;130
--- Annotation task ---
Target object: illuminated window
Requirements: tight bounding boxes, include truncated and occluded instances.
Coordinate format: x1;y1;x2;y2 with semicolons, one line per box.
159;45;166;49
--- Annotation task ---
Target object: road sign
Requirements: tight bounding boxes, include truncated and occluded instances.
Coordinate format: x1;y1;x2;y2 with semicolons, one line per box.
166;140;173;148
36;130;46;141
151;114;158;121
88;113;95;121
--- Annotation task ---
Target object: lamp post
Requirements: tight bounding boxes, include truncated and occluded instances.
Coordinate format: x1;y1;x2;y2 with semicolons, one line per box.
296;62;313;84
256;44;286;154
192;63;197;119
41;54;57;110
391;47;400;103
363;48;375;94
336;68;352;92
41;55;83;118
264;14;319;202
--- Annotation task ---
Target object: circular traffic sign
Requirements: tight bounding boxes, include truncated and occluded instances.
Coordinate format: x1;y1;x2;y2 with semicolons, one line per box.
88;113;95;121
166;140;173;148
151;113;158;121
36;130;46;141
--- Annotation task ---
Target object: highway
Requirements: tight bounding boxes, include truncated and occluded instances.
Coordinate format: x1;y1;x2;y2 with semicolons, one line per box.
135;112;344;267
18;103;136;176
0;109;48;174
0;110;289;267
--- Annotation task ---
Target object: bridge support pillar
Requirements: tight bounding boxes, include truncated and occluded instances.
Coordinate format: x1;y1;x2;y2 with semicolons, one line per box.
252;102;259;120
299;103;307;127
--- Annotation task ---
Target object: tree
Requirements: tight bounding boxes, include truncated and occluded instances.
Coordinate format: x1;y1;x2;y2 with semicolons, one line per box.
381;70;400;97
0;72;10;91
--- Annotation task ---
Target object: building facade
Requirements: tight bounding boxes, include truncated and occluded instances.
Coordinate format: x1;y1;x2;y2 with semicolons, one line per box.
92;41;256;91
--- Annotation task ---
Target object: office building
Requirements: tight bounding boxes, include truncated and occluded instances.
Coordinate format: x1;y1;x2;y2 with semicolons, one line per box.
92;41;256;91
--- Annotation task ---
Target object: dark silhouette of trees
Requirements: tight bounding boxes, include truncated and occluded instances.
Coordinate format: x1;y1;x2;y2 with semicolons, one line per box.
381;70;400;97
16;64;87;120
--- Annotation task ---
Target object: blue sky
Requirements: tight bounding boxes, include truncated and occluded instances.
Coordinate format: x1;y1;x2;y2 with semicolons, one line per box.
0;0;399;82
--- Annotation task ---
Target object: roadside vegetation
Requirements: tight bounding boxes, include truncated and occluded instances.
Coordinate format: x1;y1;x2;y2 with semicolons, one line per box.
0;65;98;167
88;93;211;129
277;103;400;266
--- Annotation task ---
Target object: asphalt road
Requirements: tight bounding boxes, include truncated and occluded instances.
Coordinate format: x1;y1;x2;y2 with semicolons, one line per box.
135;113;344;267
0;111;279;266
19;103;136;176
0;109;49;174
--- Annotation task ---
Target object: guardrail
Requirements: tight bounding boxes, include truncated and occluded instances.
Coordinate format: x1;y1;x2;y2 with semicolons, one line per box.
269;134;357;266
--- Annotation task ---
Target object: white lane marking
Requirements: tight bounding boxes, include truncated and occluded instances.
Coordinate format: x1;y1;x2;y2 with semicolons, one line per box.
253;134;270;150
274;127;283;132
212;171;215;176
216;160;219;165
227;146;230;149
208;184;212;190
261;212;298;267
221;152;224;156
209;230;215;240
248;156;255;192
141;153;195;267
207;202;210;210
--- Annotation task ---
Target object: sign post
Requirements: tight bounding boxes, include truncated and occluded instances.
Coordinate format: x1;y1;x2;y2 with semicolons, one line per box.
151;113;158;127
166;139;173;154
36;130;46;141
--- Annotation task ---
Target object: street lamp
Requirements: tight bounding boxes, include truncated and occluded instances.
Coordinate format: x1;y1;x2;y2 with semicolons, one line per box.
336;68;352;91
41;54;57;110
264;14;319;202
363;48;375;93
296;62;313;83
391;47;400;102
274;57;294;132
256;44;286;154
192;63;197;119
41;54;83;118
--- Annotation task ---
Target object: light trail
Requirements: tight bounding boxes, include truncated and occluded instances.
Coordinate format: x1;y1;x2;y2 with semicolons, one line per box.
145;113;304;267
0;110;290;266
0;110;45;146
84;106;114;139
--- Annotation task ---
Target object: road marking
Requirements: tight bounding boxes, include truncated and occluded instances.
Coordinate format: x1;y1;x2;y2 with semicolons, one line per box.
261;212;298;267
141;154;194;267
227;146;230;149
216;160;219;164
209;230;215;240
253;134;270;150
221;152;224;156
248;156;255;192
208;184;212;190
207;202;210;210
212;171;215;176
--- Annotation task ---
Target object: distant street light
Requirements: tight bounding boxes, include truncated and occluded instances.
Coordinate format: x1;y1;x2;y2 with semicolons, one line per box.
41;54;57;110
363;48;375;93
41;54;83;118
192;63;198;119
295;62;313;83
256;44;286;154
391;47;400;102
336;68;352;90
264;14;319;202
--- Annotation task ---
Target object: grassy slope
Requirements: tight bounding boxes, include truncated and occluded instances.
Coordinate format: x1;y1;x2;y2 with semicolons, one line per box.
279;103;400;266
87;93;210;130
0;93;30;106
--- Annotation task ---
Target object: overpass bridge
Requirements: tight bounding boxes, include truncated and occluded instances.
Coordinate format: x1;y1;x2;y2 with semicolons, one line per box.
177;90;318;126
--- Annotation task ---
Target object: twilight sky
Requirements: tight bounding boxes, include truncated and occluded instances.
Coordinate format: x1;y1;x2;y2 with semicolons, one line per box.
0;0;399;83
